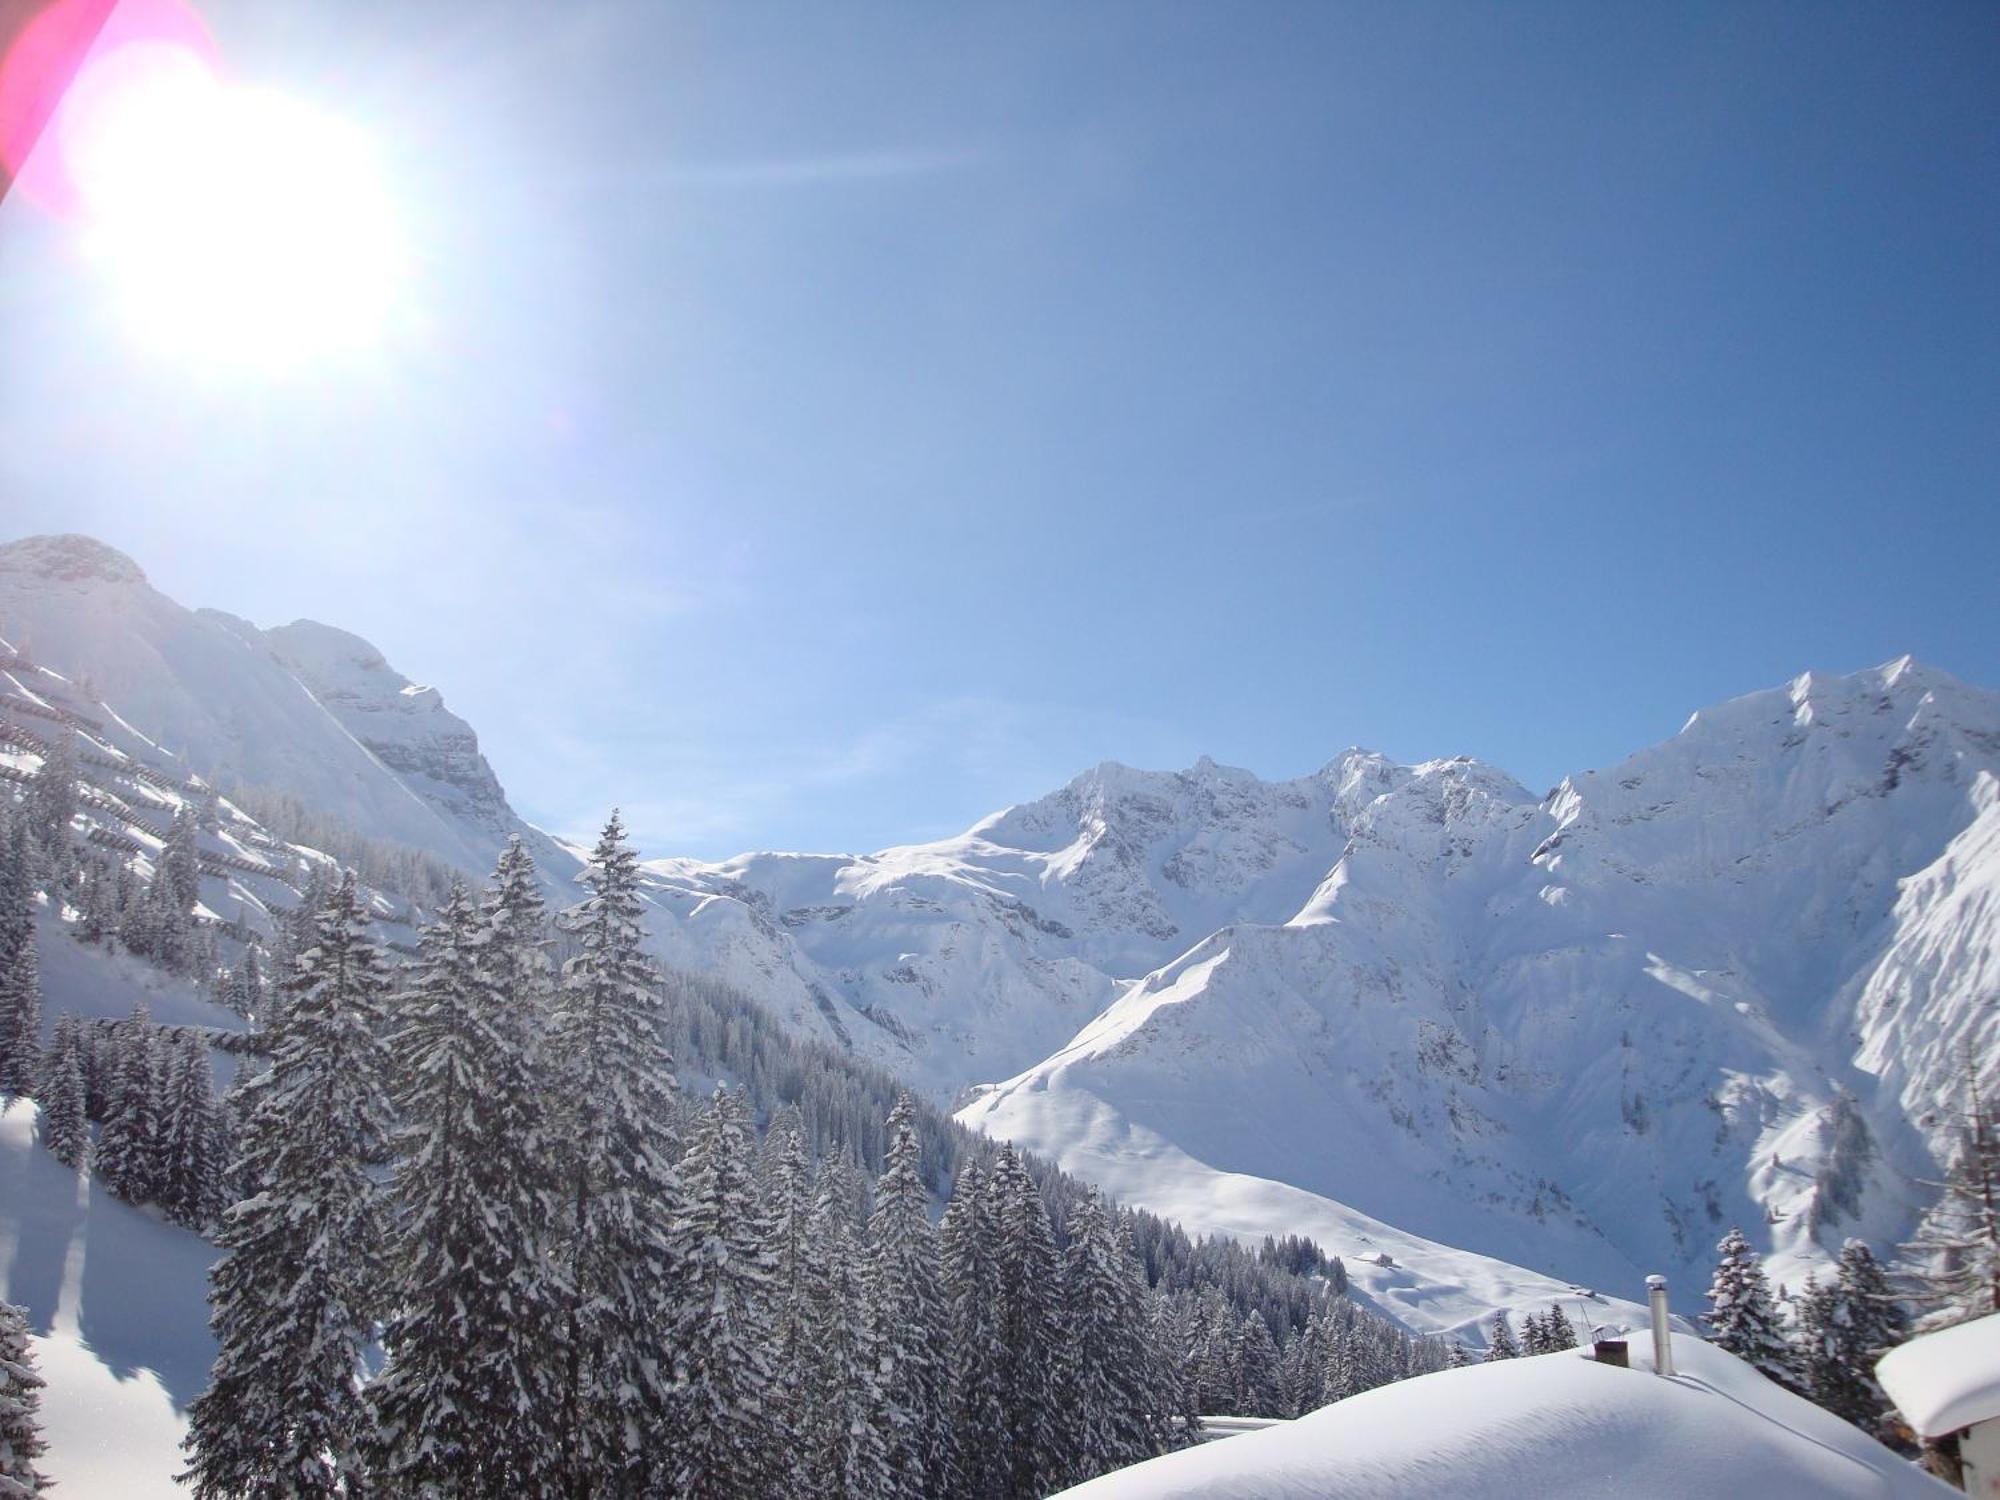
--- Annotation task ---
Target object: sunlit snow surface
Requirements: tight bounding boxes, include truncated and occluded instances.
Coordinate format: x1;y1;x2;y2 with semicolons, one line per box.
1055;1337;1951;1499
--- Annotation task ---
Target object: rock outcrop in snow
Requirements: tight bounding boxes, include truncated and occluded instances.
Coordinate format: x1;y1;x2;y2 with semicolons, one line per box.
0;535;573;885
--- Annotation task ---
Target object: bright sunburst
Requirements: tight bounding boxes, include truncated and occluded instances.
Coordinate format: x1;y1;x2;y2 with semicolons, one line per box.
23;1;408;372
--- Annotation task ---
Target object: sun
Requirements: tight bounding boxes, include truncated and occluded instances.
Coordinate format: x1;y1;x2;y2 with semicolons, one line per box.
12;0;408;373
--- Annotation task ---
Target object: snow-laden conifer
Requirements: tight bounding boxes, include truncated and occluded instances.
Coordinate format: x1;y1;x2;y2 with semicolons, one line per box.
866;1095;952;1500
367;872;566;1498
162;803;203;922
989;1145;1066;1497
1901;1052;2000;1329
1703;1226;1794;1385
32;1014;88;1172
940;1159;1007;1500
1484;1310;1519;1360
24;733;76;875
1058;1189;1172;1484
798;1152;890;1499
0;923;40;1100
159;1038;226;1231
95;1004;162;1204
0;1299;50;1498
548;812;682;1494
180;872;395;1500
1792;1241;1907;1436
668;1085;780;1500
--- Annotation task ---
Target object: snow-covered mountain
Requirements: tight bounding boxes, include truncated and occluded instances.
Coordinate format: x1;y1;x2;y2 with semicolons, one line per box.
959;660;2000;1304
0;534;574;886
633;657;2000;1309
5;532;1994;1323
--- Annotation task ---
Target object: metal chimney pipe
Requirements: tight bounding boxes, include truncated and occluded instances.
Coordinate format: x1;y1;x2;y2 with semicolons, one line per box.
1645;1274;1675;1377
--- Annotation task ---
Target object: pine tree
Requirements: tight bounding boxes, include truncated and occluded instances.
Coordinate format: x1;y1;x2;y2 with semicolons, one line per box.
989;1146;1066;1497
548;812;683;1497
1059;1190;1172;1485
668;1086;780;1500
32;1014;88;1172
865;1096;953;1500
75;855;115;946
1484;1310;1519;1360
159;1038;226;1232
24;732;77;874
1235;1311;1283;1414
95;1005;162;1205
1703;1226;1795;1386
0;820;30;976
180;872;395;1499
1445;1342;1474;1368
0;922;40;1100
1793;1242;1908;1436
940;1160;1007;1500
1902;1053;2000;1328
762;1121;817;1492
367;875;566;1498
1543;1302;1578;1351
798;1152;891;1500
163;803;203;922
0;1300;50;1498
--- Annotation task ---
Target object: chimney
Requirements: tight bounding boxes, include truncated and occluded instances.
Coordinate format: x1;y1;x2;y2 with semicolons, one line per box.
1645;1274;1675;1377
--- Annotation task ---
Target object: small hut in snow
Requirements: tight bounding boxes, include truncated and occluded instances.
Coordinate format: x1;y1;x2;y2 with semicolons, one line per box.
1877;1312;2000;1496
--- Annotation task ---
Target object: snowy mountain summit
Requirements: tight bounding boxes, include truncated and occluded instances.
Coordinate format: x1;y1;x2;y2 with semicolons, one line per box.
2;533;1993;1330
637;655;2000;1316
0;534;573;884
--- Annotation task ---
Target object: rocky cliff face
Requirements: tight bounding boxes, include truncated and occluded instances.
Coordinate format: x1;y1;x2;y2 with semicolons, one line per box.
0;534;574;886
260;619;518;837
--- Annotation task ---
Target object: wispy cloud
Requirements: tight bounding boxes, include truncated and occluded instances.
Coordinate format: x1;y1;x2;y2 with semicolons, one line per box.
643;147;985;189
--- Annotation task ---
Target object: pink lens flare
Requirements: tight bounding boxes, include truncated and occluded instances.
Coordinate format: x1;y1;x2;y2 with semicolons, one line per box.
0;0;217;215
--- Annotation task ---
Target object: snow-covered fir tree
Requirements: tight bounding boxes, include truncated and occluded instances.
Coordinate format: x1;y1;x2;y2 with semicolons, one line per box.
1902;1052;2000;1329
989;1145;1066;1498
547;813;683;1496
162;803;203;923
367;873;566;1498
940;1159;1008;1500
865;1095;953;1500
159;1037;227;1232
1058;1189;1173;1485
1703;1226;1795;1386
73;854;115;946
23;733;76;874
32;1014;88;1172
180;872;395;1500
1793;1240;1908;1437
0;1299;50;1499
761;1119;817;1494
94;1003;163;1205
1484;1310;1519;1360
0;917;39;1100
1234;1312;1283;1415
221;944;264;1020
668;1085;780;1500
798;1151;890;1500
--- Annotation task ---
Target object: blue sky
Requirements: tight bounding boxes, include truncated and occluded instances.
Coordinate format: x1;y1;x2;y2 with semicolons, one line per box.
3;0;1995;858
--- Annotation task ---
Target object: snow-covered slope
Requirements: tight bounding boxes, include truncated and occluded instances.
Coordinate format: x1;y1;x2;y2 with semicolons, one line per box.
8;533;1994;1331
1054;1335;1950;1499
0;534;573;885
961;660;2000;1306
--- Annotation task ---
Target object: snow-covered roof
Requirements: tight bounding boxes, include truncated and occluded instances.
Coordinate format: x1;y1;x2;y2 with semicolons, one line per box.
1876;1312;2000;1439
1055;1336;1952;1499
